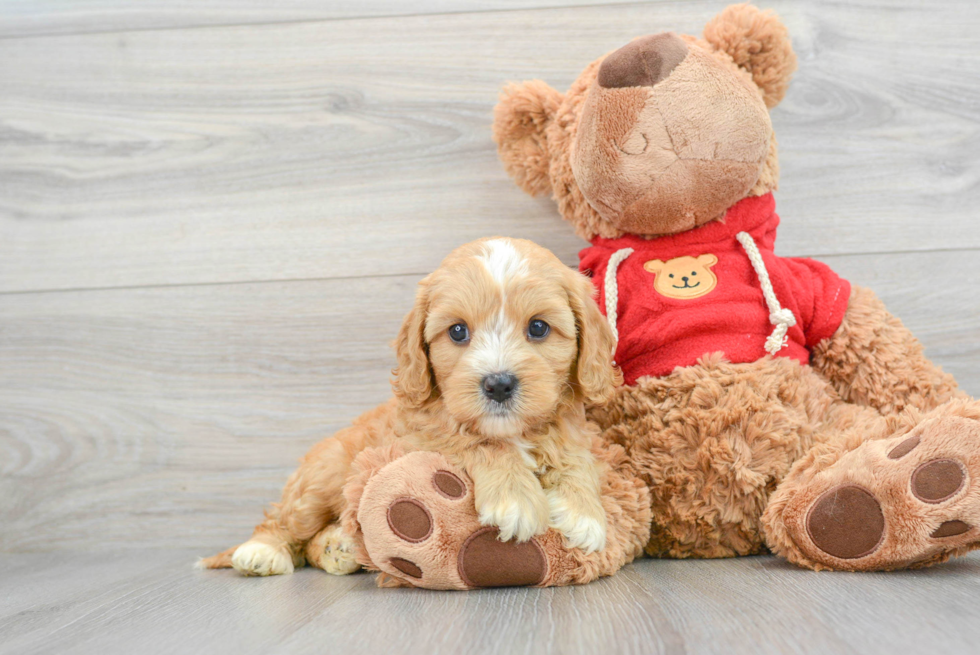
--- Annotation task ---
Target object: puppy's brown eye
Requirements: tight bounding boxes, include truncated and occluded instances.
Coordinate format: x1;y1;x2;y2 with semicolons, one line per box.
448;323;469;344
527;319;550;340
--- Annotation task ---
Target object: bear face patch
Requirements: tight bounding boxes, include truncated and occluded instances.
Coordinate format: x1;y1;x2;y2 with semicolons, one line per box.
643;254;718;299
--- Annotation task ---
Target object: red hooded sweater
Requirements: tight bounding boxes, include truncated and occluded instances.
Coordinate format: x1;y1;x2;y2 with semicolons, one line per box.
579;193;850;385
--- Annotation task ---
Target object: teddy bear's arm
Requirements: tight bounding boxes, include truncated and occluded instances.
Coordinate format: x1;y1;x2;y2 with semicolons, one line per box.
810;285;965;415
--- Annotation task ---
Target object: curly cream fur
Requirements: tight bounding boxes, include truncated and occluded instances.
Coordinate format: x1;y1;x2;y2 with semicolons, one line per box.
199;238;621;575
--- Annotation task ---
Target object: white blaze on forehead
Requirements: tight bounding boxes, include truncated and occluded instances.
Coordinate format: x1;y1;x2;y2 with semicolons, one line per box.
469;241;526;385
469;241;533;439
469;309;519;375
478;239;529;287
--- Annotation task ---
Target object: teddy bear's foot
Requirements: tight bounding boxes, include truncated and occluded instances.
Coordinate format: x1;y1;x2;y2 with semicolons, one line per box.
347;450;555;589
775;414;980;571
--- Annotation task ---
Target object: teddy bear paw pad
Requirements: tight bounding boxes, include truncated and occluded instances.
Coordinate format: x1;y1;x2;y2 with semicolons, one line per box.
794;415;980;569
457;527;547;588
387;498;433;542
805;485;885;560
357;451;550;589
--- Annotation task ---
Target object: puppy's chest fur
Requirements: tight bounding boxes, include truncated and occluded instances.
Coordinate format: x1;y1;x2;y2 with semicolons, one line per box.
515;437;549;475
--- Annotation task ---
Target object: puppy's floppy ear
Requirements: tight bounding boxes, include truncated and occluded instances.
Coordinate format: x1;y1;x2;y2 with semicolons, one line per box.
392;276;436;407
493;80;563;197
703;3;797;108
564;269;622;406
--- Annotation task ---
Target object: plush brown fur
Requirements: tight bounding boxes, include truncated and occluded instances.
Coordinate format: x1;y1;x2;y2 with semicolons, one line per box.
199;237;621;575
810;286;966;416
703;4;797;108
482;3;980;579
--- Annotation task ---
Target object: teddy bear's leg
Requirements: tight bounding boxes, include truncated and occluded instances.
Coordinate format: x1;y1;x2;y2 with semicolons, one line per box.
304;523;361;575
812;285;965;416
588;355;859;561
341;441;651;589
764;399;980;571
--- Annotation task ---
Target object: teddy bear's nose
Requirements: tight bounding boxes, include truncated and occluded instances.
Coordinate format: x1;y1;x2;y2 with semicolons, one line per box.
598;32;689;89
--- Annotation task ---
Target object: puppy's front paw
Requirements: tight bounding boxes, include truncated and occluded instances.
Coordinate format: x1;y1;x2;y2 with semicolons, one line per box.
476;480;550;543
547;489;607;553
232;541;294;576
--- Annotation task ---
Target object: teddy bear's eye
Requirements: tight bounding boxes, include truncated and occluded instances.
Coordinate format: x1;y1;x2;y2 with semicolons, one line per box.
691;271;697;276
617;131;649;156
669;274;674;278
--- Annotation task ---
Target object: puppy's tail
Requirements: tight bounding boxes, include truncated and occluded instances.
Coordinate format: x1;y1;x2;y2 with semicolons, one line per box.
195;545;238;570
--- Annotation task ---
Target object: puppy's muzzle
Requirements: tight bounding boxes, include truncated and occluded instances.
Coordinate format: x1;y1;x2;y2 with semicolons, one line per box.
482;372;518;404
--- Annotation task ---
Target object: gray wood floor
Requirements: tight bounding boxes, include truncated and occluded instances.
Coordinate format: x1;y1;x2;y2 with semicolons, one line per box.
5;549;980;655
2;1;980;653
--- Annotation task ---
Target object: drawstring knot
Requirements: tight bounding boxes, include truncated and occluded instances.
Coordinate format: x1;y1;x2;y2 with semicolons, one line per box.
736;231;796;356
765;309;796;355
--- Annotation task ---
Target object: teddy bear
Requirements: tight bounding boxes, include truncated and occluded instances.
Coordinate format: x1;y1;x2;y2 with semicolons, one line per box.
334;3;980;589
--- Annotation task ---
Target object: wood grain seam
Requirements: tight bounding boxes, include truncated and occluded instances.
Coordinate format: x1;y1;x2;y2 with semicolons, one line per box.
0;0;648;42
3;245;977;298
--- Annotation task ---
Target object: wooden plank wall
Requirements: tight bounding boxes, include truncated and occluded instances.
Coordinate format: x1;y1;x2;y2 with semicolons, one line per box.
2;0;979;553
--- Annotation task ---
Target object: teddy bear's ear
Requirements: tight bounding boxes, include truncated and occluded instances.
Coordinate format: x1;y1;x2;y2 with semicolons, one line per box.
643;260;665;273
702;3;797;108
492;80;564;196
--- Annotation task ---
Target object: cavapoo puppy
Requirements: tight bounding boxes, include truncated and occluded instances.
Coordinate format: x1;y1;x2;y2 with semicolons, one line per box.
200;237;621;576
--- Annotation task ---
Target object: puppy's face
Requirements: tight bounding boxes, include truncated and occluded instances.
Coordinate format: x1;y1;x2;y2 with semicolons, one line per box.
427;240;577;438
394;238;619;439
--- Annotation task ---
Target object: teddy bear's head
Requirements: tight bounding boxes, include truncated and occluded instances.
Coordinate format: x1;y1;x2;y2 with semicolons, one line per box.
493;3;796;241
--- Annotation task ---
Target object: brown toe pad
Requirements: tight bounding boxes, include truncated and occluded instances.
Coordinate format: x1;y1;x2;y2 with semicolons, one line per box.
433;470;466;499
887;435;920;460
806;485;885;559
387;498;433;543
390;557;422;578
932;520;971;538
911;459;966;504
457;527;547;588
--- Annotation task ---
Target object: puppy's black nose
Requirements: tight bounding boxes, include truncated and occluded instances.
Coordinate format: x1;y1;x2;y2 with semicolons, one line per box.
482;373;518;403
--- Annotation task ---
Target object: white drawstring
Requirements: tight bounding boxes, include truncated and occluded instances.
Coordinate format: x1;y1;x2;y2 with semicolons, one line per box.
602;235;794;361
736;231;796;356
603;248;634;361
